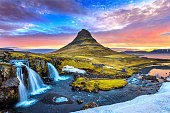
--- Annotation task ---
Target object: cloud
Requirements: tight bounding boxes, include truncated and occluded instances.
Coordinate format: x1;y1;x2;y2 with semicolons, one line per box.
0;33;76;49
78;0;170;31
160;32;170;35
0;1;41;22
22;0;86;15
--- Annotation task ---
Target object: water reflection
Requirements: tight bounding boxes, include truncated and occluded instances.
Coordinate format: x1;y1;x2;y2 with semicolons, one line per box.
148;69;170;77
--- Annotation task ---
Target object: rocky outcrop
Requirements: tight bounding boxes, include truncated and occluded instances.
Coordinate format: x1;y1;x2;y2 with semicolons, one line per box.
81;102;98;110
0;64;19;110
29;59;49;77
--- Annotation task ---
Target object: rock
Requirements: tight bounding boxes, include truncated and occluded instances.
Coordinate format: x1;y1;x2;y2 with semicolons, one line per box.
137;76;142;80
43;77;54;83
142;75;158;82
1;78;19;89
88;102;98;108
94;89;99;93
157;78;164;83
41;93;73;105
72;86;80;91
81;102;98;110
147;89;157;94
145;83;153;87
77;98;84;104
166;77;170;82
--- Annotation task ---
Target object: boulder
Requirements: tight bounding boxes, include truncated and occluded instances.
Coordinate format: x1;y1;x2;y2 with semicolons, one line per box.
81;102;98;110
77;98;84;104
147;89;157;94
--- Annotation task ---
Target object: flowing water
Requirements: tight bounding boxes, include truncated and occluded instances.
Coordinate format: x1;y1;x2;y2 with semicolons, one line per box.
47;62;70;81
26;66;49;95
16;64;28;102
14;61;50;107
47;63;60;81
140;63;170;77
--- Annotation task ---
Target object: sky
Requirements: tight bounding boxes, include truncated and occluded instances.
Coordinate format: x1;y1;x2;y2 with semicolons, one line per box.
0;0;169;51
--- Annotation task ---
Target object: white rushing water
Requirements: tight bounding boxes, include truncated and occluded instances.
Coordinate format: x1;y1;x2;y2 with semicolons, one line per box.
15;62;37;107
47;63;60;81
14;61;50;107
16;65;28;102
26;66;50;95
47;63;70;81
62;65;86;74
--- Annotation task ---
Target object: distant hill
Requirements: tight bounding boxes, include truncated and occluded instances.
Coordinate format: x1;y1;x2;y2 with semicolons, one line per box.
52;29;123;56
17;49;58;53
123;49;170;54
0;48;14;52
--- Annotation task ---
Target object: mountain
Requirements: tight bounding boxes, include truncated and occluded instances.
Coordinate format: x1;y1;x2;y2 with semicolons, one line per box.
123;49;170;54
17;49;58;53
0;48;14;52
52;29;122;56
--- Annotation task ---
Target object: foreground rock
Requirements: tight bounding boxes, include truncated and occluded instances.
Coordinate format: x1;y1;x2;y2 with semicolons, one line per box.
77;98;84;104
41;93;73;105
0;64;19;110
81;102;98;110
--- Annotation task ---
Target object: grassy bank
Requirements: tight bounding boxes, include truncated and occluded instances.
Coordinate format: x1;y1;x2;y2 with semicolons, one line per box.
72;77;128;92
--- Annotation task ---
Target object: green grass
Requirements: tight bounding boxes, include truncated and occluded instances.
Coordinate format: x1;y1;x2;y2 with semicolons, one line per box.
72;77;128;92
1;50;159;78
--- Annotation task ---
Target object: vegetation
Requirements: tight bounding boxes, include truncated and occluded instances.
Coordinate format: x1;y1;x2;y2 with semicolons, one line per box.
72;77;128;92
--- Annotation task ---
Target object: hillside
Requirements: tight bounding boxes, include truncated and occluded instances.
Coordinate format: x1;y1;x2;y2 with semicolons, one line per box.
52;29;123;56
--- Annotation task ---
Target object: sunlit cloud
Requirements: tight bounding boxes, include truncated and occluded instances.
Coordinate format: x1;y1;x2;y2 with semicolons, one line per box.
0;0;169;49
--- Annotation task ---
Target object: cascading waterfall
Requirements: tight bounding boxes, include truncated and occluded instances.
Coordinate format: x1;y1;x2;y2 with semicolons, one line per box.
47;63;60;81
14;61;50;107
15;62;37;107
26;66;49;95
16;63;28;102
47;62;70;81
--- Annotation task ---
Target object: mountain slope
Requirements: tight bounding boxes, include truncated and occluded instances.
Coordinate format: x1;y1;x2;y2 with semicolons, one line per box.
52;29;123;56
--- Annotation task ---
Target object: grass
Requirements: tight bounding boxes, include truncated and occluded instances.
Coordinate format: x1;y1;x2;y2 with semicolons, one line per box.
72;77;128;92
9;52;51;61
50;53;157;77
1;50;159;78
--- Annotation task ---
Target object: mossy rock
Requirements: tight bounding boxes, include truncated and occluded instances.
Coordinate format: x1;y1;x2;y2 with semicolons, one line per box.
72;77;128;92
81;102;98;110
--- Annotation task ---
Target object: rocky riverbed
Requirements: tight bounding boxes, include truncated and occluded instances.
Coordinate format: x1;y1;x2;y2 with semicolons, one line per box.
12;72;168;113
0;63;169;113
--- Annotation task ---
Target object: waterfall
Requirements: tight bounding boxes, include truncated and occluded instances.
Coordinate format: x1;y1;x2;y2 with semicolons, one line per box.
47;62;70;81
14;61;49;107
16;66;28;102
47;63;60;81
26;66;48;95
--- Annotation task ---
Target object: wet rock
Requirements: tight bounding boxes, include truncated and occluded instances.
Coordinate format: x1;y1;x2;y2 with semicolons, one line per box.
77;98;84;104
81;102;98;110
69;82;72;86
43;77;54;83
157;78;164;83
130;86;140;91
147;89;157;94
94;89;99;93
72;86;80;91
166;77;170;82
145;83;153;87
41;93;73;105
142;75;157;82
1;78;19;89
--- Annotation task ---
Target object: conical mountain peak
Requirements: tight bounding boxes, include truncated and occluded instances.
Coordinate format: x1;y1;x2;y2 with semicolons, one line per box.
52;29;119;56
72;29;97;44
77;29;92;38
